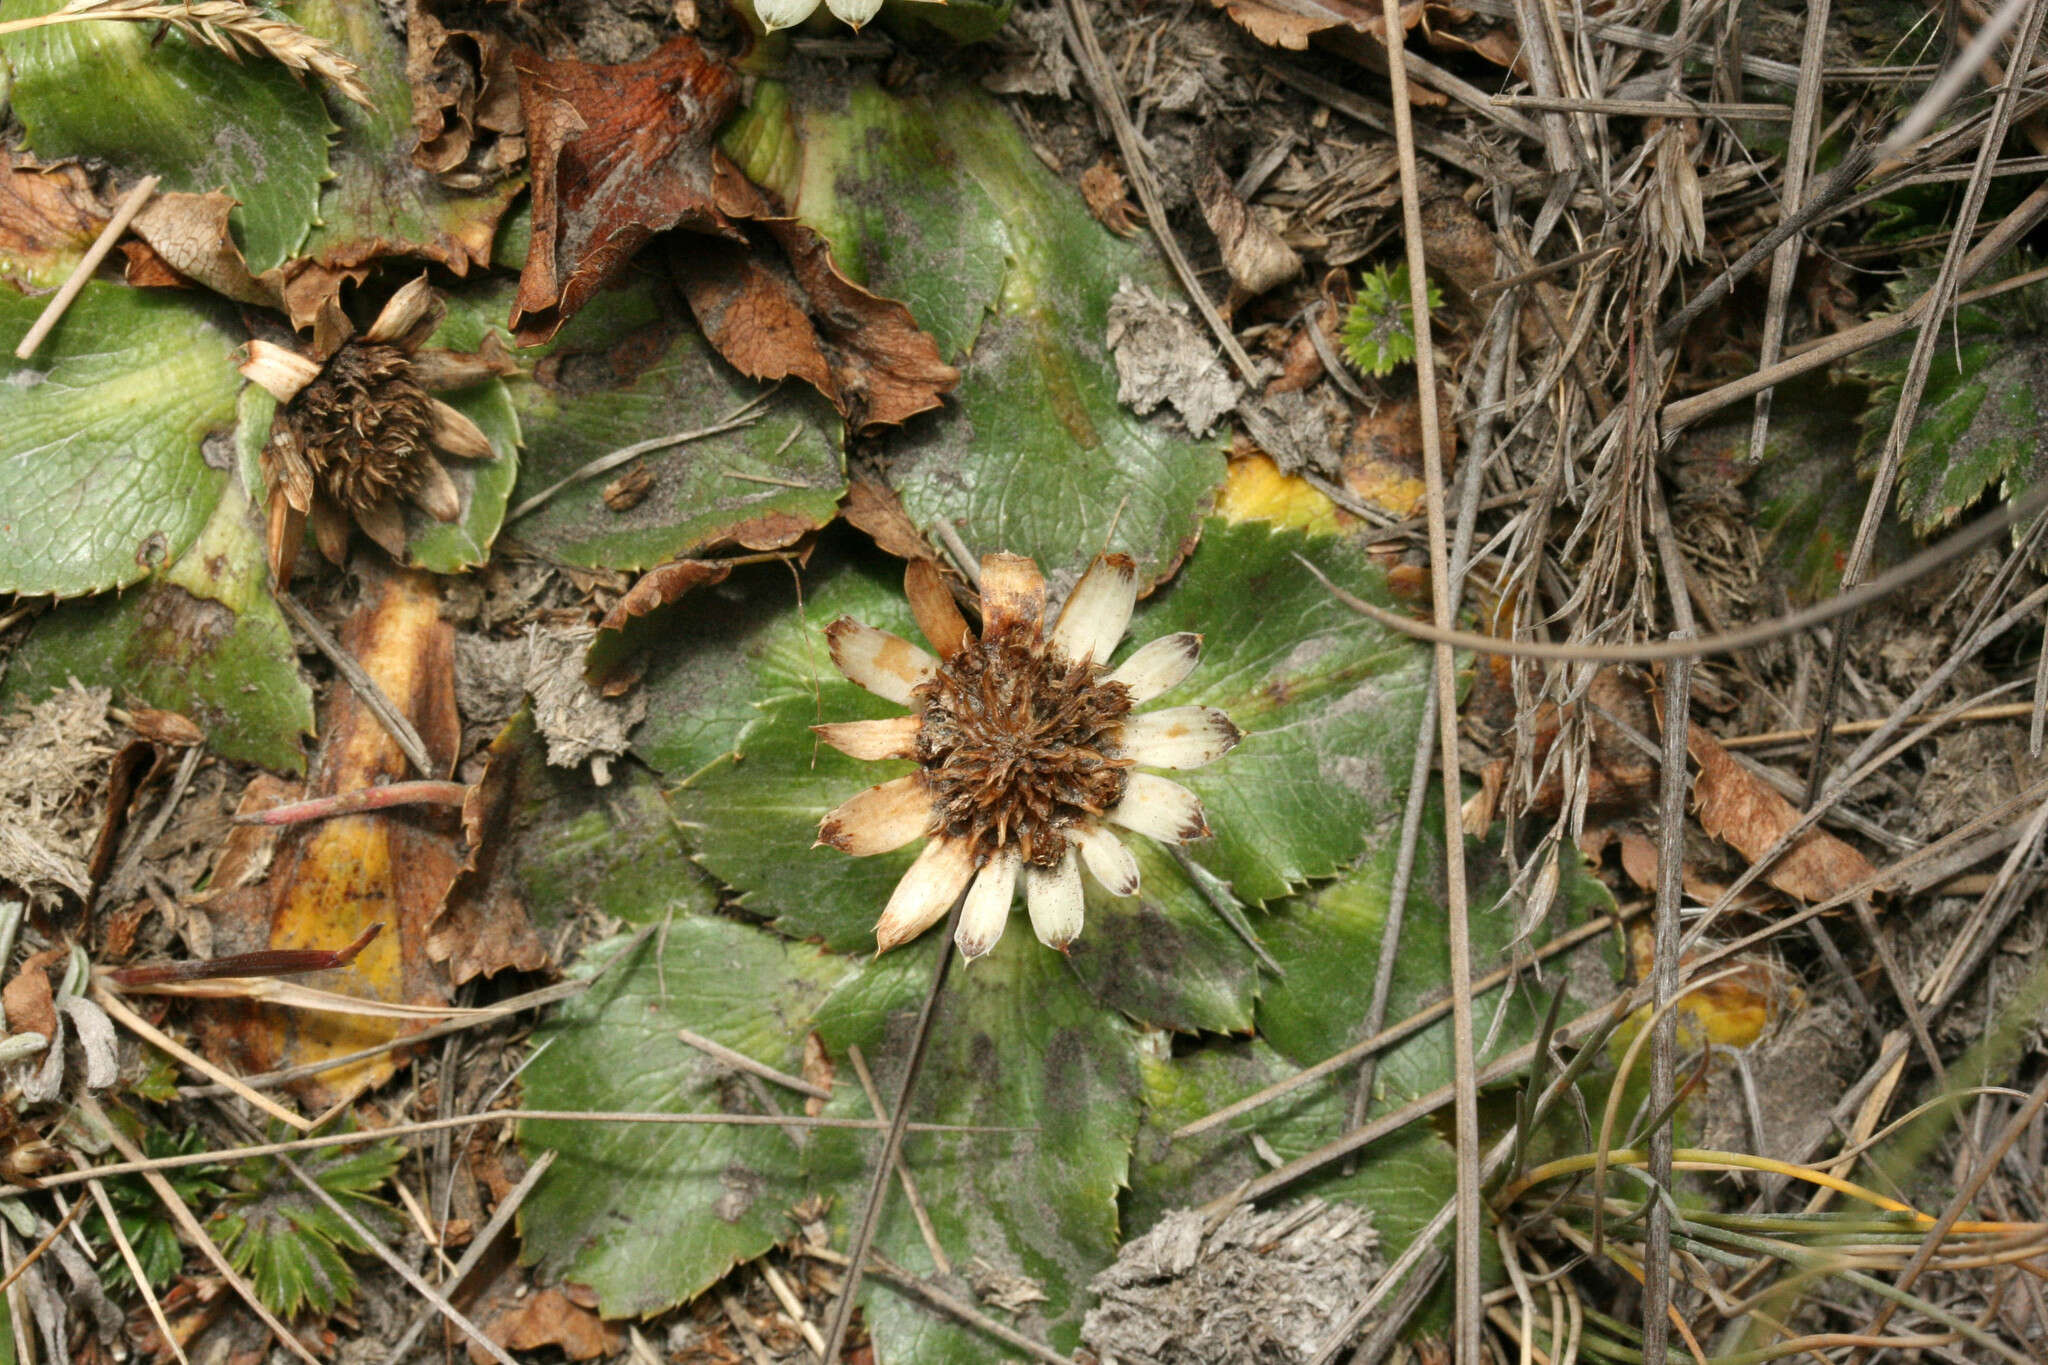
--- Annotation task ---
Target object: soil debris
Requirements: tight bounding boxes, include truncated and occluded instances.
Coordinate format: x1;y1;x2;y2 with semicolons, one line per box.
1083;1200;1382;1365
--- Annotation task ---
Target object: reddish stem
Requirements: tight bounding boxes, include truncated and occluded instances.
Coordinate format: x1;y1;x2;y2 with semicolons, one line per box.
107;923;385;988
230;780;470;827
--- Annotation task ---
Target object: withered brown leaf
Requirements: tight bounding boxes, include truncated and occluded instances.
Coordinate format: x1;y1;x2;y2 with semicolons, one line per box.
1689;724;1877;904
510;36;741;346
674;157;957;432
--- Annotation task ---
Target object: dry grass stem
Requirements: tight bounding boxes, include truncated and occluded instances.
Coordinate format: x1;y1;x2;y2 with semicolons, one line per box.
0;0;371;107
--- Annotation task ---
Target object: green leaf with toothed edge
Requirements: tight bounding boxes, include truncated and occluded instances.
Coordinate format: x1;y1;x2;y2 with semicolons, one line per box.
807;931;1140;1364
645;518;1432;1034
516;922;854;1318
1851;253;2048;550
499;271;846;572
721;78;1227;592
0;475;315;773
0;0;332;275
0;282;242;599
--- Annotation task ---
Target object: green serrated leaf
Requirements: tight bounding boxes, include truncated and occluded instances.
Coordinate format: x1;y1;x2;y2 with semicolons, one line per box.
0;282;242;598
290;0;522;286
724;80;1225;589
502;274;845;571
1340;263;1442;378
0;476;315;772
87;1127;226;1291
654;521;1431;1032
809;935;1139;1363
518;922;854;1318
0;0;332;273
1852;253;2048;539
210;1128;402;1318
1259;804;1618;1109
485;710;717;935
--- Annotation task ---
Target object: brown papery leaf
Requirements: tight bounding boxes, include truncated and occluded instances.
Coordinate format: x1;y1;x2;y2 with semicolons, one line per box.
431;713;548;986
842;477;942;563
406;0;526;178
510;36;741;346
597;557;734;633
194;564;463;1107
125;191;280;305
1211;0;1424;50
1;948;65;1042
1688;725;1877;904
675;157;957;432
1195;165;1301;305
0;150;107;284
467;1286;620;1365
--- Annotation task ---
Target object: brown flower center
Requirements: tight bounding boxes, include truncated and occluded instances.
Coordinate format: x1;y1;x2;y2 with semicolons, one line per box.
914;626;1134;868
291;342;438;512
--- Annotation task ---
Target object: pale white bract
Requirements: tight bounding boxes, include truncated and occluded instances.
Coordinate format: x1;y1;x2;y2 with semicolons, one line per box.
756;0;901;30
814;552;1242;962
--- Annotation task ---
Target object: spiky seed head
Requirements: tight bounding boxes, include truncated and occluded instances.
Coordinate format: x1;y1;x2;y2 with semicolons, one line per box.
913;622;1133;868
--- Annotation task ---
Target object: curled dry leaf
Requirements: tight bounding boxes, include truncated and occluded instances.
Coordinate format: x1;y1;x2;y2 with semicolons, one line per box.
124;191;280;305
1688;725;1877;904
841;477;942;564
193;566;463;1107
85;739;157;894
510;36;741;345
1;947;66;1043
596;558;734;633
467;1286;620;1365
406;0;526;180
1194;165;1301;306
673;158;958;432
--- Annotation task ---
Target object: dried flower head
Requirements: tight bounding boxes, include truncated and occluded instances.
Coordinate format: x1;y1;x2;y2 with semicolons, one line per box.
239;275;513;582
815;552;1243;960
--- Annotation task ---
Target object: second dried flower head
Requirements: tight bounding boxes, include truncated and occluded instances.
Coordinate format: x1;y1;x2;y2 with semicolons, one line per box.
815;551;1243;961
239;276;512;583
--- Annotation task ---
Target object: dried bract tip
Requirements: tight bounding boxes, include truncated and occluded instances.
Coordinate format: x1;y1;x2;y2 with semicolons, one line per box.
239;339;322;404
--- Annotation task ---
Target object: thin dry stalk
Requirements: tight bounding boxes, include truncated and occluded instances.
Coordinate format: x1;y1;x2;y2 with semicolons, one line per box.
1376;6;1482;1352
847;1043;950;1276
12;174;158;361
91;981;312;1131
82;1173;187;1365
381;1150;555;1365
0;0;371;108
76;1095;322;1365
